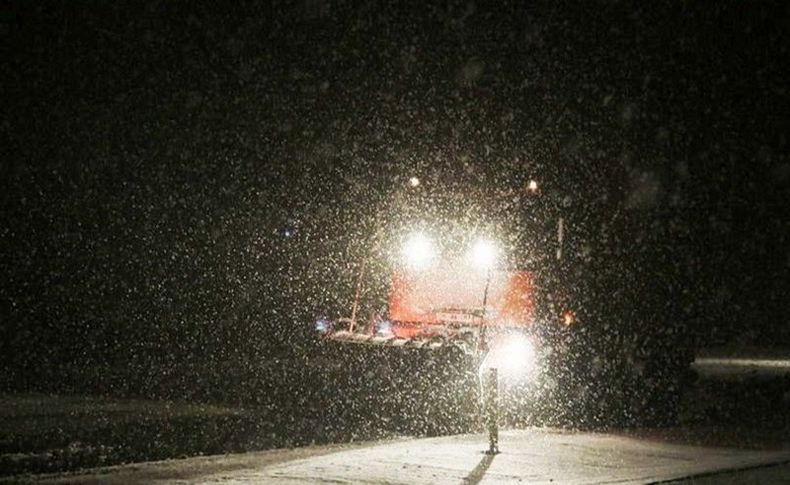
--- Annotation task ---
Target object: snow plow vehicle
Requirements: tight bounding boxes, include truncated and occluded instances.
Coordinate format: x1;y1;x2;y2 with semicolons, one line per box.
312;178;571;431
314;176;695;432
322;239;544;378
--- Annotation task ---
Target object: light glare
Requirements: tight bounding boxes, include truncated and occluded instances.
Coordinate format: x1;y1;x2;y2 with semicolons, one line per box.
562;310;574;326
402;232;435;268
470;239;498;269
482;334;537;379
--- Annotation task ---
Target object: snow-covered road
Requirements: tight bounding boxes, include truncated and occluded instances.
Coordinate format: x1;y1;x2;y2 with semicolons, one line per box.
693;357;790;378
692;346;790;379
29;429;790;484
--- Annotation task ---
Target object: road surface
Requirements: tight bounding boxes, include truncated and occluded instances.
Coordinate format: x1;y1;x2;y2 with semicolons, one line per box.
693;356;790;379
20;428;790;484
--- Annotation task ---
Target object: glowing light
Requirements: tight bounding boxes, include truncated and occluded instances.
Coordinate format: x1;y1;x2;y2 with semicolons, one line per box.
562;310;574;326
374;319;393;337
527;180;539;192
315;317;331;334
402;232;435;268
408;176;420;187
481;333;537;378
469;239;498;269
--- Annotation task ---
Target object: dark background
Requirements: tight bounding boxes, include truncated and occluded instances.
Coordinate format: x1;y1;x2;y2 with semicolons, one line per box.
2;1;788;399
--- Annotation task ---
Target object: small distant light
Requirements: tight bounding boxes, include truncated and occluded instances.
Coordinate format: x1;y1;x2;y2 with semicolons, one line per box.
527;180;539;192
315;317;331;333
375;319;392;337
408;176;420;187
562;310;574;326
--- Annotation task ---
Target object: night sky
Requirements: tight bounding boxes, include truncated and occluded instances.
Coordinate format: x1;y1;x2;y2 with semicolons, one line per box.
2;1;789;394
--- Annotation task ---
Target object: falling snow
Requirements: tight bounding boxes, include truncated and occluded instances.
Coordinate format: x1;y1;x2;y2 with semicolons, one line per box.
1;1;788;479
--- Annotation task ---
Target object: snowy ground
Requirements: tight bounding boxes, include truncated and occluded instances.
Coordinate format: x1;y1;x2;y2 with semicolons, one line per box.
17;429;790;484
693;356;790;379
694;346;790;376
4;348;788;482
0;394;264;476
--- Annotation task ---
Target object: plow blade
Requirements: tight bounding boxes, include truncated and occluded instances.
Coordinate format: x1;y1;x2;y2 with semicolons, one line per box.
324;330;464;351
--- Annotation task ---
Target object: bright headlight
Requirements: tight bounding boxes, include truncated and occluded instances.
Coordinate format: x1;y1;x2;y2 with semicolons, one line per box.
482;333;537;379
469;239;498;269
402;232;435;268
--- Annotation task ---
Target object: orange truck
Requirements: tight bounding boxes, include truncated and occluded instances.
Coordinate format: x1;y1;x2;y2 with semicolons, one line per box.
316;181;563;379
315;178;694;428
